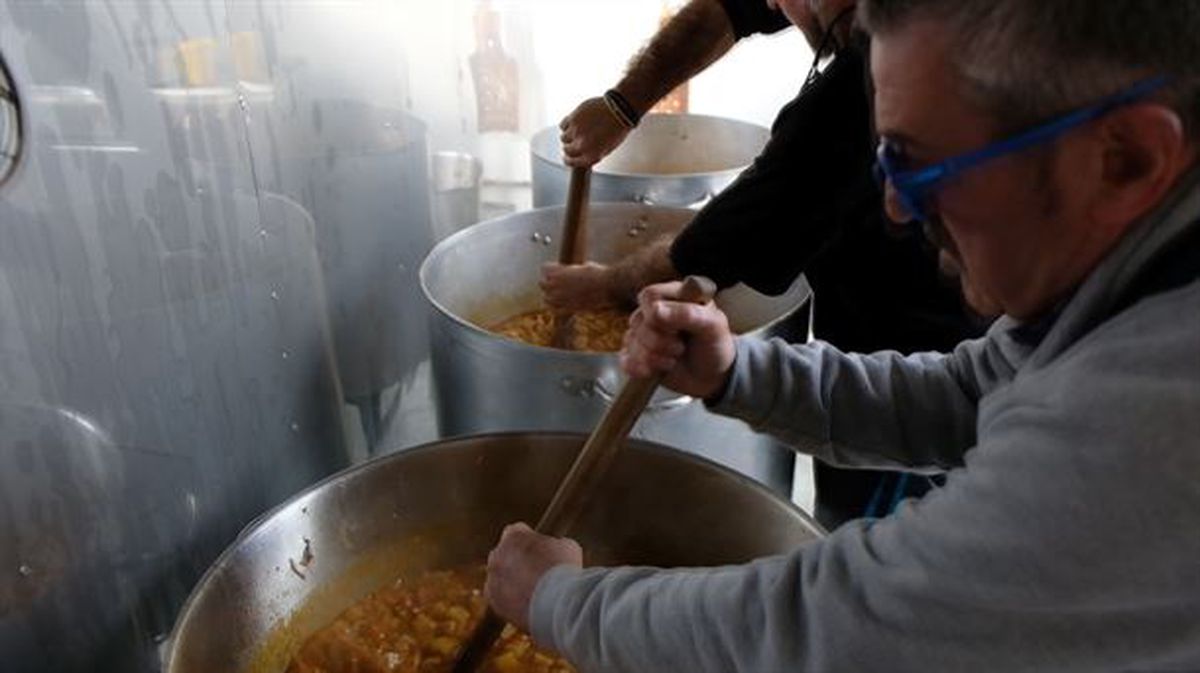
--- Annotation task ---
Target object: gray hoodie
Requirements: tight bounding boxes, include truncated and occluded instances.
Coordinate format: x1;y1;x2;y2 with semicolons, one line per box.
528;173;1200;672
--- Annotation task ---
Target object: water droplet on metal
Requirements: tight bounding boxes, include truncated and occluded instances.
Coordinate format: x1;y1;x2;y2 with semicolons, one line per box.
531;233;541;242
281;350;290;360
290;421;300;432
18;564;32;577
542;235;552;246
259;229;268;239
270;290;279;301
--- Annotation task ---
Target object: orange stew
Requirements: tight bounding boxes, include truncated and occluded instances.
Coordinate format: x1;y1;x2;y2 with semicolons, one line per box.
286;566;574;673
489;308;628;352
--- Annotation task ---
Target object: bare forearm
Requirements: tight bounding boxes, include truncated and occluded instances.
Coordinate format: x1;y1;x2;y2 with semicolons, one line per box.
614;0;736;114
607;236;680;308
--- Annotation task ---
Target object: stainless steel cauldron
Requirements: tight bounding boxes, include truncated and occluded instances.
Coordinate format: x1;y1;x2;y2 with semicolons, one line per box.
431;150;483;242
419;203;810;494
165;433;823;673
531;114;769;208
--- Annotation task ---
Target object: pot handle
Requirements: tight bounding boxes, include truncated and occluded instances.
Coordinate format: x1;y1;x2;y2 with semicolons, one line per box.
592;375;694;413
635;191;713;210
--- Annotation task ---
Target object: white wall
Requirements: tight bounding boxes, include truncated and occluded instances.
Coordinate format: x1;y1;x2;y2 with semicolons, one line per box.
397;0;813;180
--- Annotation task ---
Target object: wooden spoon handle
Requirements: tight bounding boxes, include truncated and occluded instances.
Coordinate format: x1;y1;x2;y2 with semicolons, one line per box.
550;166;593;349
449;610;506;673
559;166;592;265
538;274;716;535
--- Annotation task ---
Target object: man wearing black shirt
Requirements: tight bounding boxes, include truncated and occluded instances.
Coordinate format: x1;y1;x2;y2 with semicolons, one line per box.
546;0;984;528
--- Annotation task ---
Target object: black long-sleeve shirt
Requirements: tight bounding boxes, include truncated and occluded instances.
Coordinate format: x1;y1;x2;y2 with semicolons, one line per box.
670;1;982;354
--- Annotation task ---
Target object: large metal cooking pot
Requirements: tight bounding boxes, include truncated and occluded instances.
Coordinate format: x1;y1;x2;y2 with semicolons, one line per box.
431;150;483;242
419;203;810;494
165;433;823;673
292;103;435;401
531;113;769;208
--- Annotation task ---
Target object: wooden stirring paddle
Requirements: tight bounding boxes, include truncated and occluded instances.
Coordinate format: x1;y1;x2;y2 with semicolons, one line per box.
549;166;592;349
450;275;718;673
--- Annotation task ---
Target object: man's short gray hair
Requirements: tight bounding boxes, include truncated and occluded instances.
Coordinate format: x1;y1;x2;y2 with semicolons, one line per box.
858;1;1200;136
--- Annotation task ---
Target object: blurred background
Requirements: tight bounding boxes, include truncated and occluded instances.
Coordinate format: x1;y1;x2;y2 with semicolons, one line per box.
0;1;810;671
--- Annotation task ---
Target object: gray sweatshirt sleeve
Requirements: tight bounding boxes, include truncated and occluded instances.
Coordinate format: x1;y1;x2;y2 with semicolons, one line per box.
527;291;1200;672
708;334;1001;470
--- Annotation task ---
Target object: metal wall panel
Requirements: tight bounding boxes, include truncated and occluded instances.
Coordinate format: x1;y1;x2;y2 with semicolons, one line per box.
0;1;433;669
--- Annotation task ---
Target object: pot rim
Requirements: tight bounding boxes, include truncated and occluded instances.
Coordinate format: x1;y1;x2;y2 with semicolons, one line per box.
418;202;695;359
419;202;811;347
530;113;768;180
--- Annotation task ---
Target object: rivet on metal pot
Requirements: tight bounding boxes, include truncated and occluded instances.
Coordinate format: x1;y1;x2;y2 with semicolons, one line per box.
559;376;595;398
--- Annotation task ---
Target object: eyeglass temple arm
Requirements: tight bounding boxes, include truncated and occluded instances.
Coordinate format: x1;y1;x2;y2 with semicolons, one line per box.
895;75;1171;190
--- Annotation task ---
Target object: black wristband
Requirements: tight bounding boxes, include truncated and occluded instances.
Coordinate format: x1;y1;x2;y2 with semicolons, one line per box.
602;93;636;129
604;88;642;128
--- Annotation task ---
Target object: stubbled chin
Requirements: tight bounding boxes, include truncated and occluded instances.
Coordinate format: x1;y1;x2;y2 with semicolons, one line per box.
938;249;962;277
940;250;1003;317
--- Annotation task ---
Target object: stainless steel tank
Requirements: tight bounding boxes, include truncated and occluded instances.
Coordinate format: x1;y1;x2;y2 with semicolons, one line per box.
531;113;770;208
165;432;824;673
431;150;483;241
0;2;433;671
419;203;810;495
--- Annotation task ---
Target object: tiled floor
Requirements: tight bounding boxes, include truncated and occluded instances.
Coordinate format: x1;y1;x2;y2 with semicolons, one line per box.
375;358;441;454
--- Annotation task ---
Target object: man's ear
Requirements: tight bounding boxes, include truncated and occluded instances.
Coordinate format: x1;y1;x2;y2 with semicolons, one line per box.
813;0;858;46
1091;103;1192;229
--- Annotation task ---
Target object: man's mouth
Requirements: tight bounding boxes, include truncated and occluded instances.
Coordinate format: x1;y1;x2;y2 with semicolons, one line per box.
937;249;962;277
923;218;963;277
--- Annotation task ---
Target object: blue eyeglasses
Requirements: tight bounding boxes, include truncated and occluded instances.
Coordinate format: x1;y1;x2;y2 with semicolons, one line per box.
875;76;1171;223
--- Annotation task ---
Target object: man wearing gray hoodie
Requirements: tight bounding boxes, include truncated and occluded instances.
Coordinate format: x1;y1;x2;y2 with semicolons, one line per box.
482;1;1200;671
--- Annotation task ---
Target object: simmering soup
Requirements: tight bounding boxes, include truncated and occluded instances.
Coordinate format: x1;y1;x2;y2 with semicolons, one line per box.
489;309;628;352
286;566;574;673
